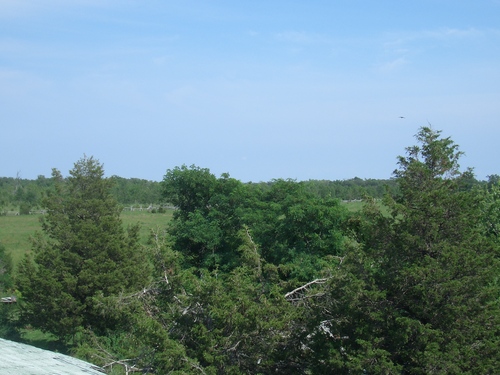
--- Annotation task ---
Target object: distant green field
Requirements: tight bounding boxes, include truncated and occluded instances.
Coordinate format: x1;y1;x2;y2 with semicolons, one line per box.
0;215;41;266
341;200;365;212
121;210;174;241
1;203;383;268
341;199;389;215
0;210;174;267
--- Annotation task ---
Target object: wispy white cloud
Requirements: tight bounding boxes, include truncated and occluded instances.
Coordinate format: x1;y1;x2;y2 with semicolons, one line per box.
422;27;483;40
384;26;497;48
378;26;500;71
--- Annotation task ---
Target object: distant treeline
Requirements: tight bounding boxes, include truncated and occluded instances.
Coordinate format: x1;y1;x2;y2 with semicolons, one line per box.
304;177;399;200
0;173;491;213
0;175;163;213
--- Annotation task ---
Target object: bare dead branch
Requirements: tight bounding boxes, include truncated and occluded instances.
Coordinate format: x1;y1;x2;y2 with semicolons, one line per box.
284;278;331;301
244;226;262;275
227;340;241;352
182;358;207;374
87;333;149;375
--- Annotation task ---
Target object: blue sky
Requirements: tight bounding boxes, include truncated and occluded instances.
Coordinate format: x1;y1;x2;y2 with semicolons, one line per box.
2;1;500;182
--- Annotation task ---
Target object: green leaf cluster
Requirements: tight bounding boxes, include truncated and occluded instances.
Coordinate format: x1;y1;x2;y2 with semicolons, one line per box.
162;167;348;284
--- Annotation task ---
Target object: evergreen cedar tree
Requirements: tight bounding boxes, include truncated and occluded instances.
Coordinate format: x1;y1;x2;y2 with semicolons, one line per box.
0;243;13;293
11;128;500;374
0;243;15;338
314;127;500;373
16;156;148;340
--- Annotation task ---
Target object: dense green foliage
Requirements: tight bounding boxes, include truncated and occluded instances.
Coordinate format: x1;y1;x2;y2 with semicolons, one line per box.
0;244;15;340
16;157;150;340
0;243;17;339
162;166;348;282
2;128;500;374
299;127;500;373
0;243;13;294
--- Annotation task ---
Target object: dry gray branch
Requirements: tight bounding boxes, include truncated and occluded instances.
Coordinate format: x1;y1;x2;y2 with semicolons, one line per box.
284;278;331;301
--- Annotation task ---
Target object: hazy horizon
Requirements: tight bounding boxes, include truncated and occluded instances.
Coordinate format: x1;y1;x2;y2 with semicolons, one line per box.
2;1;499;182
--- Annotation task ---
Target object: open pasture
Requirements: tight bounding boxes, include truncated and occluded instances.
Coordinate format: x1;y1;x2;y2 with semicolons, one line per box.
1;203;381;267
0;209;174;267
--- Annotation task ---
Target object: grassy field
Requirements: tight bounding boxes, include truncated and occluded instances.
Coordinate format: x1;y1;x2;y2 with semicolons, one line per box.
342;199;389;215
0;215;42;266
1;202;380;267
341;200;365;212
0;210;174;267
121;209;174;242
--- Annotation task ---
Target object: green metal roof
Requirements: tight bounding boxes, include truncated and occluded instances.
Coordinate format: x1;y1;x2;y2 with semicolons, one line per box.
0;338;105;375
